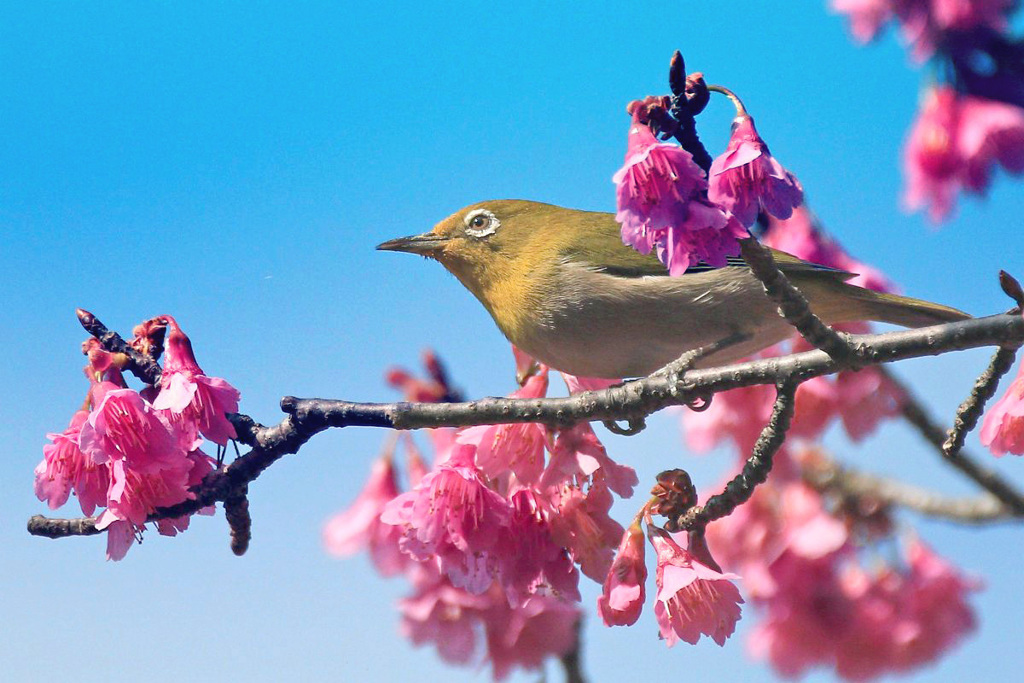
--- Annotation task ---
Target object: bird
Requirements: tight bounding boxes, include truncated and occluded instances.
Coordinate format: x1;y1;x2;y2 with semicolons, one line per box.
377;200;969;379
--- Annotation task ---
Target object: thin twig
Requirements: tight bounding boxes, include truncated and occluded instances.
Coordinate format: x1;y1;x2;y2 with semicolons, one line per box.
882;366;1024;516
76;309;163;385
673;380;798;532
738;237;860;364
943;346;1020;458
559;617;586;683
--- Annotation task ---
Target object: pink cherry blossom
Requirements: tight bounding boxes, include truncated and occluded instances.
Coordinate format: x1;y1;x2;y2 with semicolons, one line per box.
380;443;512;593
980;361;1024;455
456;373;550;484
34;410;110;516
905;86;1024;221
399;569;494;665
103;456;193;527
79;383;182;474
708;115;804;227
497;488;581;605
597;522;647;626
649;527;743;646
614;114;746;275
484;595;581;681
548;476;624;582
543;422;638;497
832;0;894;42
323;453;408;576
152;315;240;446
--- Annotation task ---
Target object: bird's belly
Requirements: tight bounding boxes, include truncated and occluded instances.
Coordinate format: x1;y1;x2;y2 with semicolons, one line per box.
515;267;793;378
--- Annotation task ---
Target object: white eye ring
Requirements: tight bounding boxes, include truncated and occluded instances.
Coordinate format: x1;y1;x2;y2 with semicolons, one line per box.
463;208;500;238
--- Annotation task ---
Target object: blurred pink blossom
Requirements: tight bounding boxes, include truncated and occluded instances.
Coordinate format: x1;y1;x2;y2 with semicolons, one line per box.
904;86;1024;221
323;453;408;576
153;315;240;446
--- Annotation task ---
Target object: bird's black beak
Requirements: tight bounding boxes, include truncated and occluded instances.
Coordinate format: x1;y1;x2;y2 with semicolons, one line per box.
376;232;450;255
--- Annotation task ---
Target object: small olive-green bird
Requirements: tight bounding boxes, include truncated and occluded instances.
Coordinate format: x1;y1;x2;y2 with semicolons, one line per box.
377;200;969;379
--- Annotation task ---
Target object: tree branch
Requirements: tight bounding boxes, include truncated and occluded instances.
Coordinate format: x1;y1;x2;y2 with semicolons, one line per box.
673;381;798;531
739;237;860;363
26;312;1024;539
804;458;1012;524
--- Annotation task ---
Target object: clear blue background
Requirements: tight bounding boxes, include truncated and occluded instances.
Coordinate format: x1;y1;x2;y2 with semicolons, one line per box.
2;2;1022;682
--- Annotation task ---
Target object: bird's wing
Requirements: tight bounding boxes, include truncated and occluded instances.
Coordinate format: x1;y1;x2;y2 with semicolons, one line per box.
561;212;853;281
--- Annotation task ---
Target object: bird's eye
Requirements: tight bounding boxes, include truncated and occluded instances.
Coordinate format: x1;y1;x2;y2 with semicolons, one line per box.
463;209;500;238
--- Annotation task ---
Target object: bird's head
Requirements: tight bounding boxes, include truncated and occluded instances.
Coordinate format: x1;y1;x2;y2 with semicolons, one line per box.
377;199;572;306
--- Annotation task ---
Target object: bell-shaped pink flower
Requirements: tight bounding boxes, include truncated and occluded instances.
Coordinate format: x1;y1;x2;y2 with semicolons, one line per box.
380;443;513;593
597;522;647;626
708;115;804;227
542;422;637;497
904;87;1024;221
649;526;743;646
980;361;1024;455
323;453;408;576
614;114;745;275
456;373;550;485
152;315;241;446
79;383;182;474
34;410;110;516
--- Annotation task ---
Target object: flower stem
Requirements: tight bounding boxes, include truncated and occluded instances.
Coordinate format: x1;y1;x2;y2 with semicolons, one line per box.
707;84;748;116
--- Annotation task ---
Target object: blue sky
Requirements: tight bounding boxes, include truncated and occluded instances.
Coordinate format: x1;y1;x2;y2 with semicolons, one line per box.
2;2;1023;682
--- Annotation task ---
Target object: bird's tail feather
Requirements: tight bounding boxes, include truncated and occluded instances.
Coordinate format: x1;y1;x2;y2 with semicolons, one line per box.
799;277;970;329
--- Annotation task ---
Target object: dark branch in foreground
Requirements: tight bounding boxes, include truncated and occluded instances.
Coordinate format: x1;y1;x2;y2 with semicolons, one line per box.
673;380;797;532
26;311;1024;540
76;309;163;386
943;345;1019;459
739;237;860;364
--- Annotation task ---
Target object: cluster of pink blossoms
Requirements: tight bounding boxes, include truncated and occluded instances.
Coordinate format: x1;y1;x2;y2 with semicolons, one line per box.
33;315;240;560
676;207;983;678
707;447;979;679
833;0;1013;59
324;351;750;678
613;105;802;274
904;86;1024;221
833;0;1024;221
